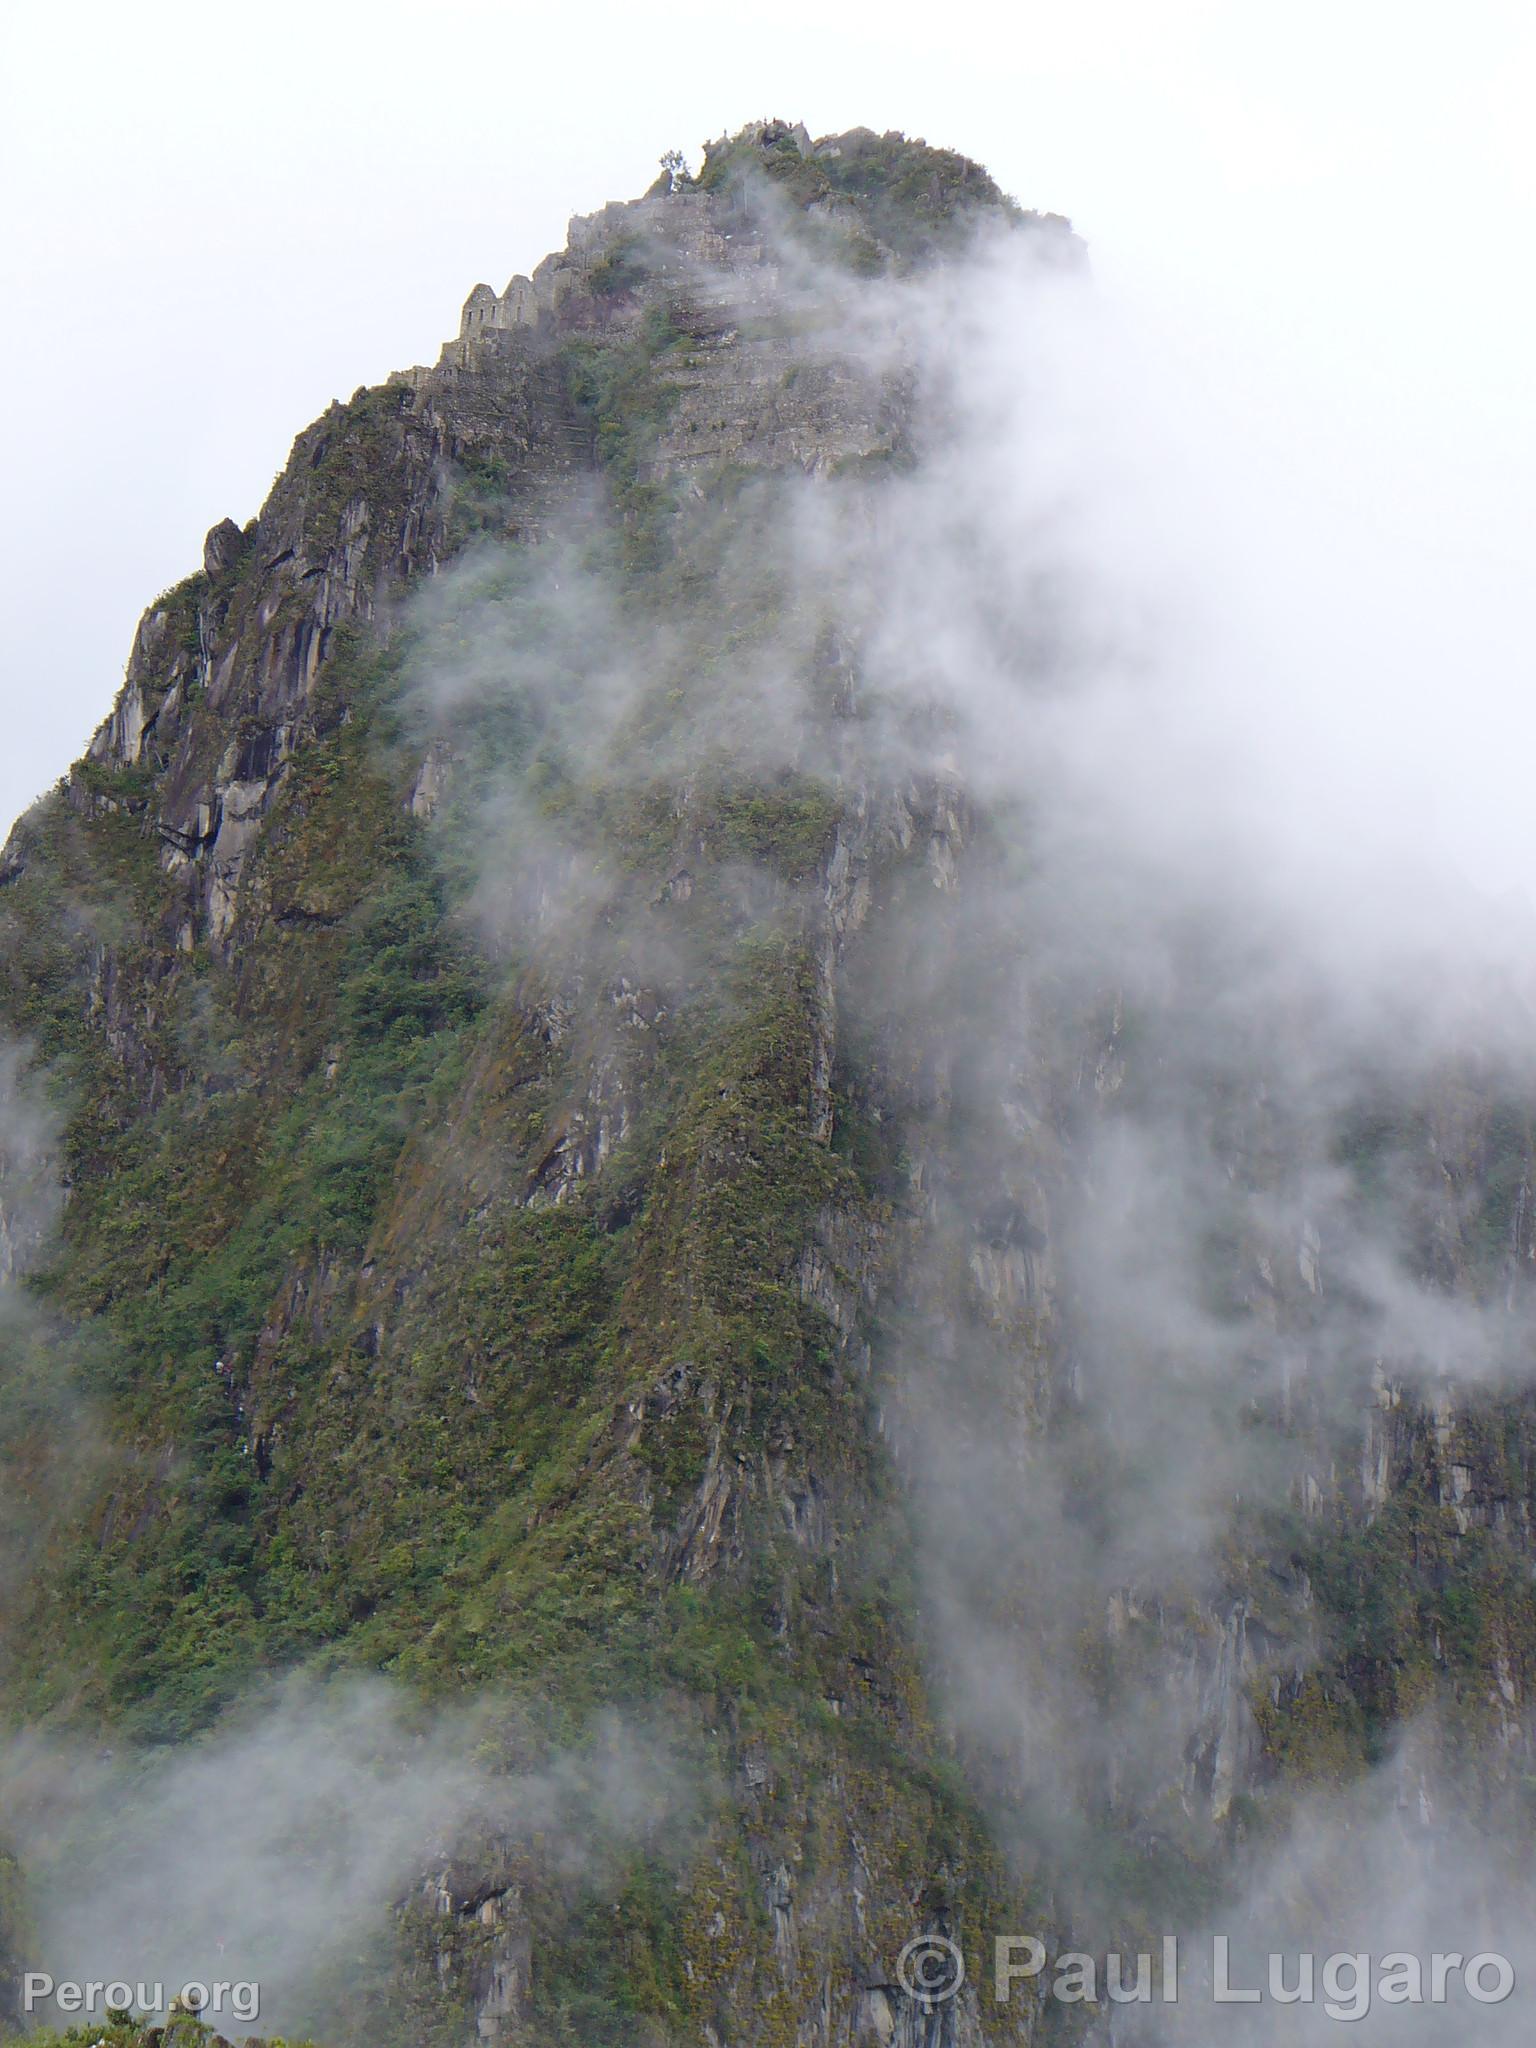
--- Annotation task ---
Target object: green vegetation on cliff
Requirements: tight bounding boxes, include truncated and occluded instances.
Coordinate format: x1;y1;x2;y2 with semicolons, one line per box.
3;119;1534;2048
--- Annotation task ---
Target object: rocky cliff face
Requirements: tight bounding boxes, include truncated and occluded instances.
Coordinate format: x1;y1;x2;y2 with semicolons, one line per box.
2;121;1534;2048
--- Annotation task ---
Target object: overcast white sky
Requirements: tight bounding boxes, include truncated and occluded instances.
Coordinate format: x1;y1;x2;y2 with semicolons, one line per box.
1;0;1533;834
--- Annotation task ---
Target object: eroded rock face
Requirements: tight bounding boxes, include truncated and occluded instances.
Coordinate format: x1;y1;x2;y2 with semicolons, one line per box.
0;1047;57;1287
75;128;1051;975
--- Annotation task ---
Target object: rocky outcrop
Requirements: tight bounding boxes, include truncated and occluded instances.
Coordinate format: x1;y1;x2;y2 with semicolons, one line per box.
67;125;1062;972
